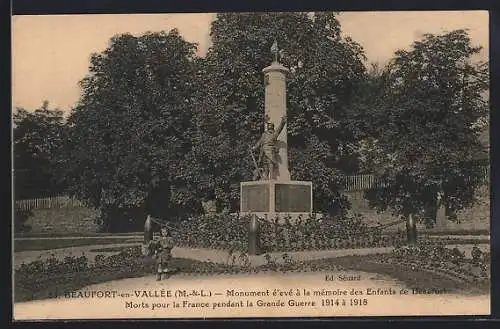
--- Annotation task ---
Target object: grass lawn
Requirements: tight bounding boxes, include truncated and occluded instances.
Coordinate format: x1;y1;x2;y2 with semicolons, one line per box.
14;237;142;252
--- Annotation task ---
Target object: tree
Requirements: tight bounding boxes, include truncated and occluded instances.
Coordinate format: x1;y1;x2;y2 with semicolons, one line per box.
13;101;67;199
351;30;489;242
61;30;200;231
189;12;367;214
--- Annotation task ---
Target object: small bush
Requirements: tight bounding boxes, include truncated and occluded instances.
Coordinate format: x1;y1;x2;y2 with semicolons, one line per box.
390;244;490;282
14;246;240;302
169;213;411;252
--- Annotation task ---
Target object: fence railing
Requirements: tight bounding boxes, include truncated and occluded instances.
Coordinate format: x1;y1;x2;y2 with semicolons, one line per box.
14;165;489;210
344;174;386;192
15;195;84;211
344;165;490;192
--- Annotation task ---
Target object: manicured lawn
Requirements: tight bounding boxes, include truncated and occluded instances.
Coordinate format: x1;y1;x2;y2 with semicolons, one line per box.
14;237;142;252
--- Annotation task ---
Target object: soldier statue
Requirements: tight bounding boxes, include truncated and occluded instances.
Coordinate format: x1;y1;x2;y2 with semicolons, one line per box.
251;115;287;180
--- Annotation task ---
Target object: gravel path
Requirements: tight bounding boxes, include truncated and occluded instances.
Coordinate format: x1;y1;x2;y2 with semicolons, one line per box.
13;271;490;319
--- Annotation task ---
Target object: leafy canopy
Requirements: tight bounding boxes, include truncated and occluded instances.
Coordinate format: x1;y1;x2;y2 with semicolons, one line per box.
13;101;67;199
189;12;367;214
62;30;200;219
351;29;488;219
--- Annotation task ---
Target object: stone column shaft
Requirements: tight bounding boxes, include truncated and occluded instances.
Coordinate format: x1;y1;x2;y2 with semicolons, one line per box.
263;61;290;181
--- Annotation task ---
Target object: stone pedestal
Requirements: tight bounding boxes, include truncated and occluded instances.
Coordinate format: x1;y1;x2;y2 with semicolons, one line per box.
240;180;312;221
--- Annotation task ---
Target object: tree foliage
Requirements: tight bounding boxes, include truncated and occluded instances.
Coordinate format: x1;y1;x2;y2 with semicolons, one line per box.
13;101;67;199
61;30;200;228
29;17;488;235
189;12;367;214
350;30;489;221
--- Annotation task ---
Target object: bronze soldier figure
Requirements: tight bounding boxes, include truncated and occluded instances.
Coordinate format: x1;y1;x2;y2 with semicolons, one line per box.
252;115;286;180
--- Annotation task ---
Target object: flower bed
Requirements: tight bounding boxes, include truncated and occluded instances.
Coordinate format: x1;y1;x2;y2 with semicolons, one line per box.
14;246;238;303
15;243;490;303
381;244;490;285
169;213;488;253
170;213;411;252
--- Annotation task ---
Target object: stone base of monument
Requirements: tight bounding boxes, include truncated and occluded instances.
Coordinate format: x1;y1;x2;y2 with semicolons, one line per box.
240;180;313;223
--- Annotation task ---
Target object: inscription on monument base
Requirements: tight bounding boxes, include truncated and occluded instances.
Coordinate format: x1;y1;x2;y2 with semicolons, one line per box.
275;184;312;213
241;184;270;212
240;181;312;214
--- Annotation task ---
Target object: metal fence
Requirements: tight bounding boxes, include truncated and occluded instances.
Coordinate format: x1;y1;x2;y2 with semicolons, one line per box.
344;174;385;192
15;195;84;211
344;165;489;192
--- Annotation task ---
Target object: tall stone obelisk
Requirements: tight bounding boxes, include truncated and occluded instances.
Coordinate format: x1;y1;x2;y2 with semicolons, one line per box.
262;60;290;181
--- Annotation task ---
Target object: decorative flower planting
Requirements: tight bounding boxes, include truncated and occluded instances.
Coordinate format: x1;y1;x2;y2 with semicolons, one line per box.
170;213;411;252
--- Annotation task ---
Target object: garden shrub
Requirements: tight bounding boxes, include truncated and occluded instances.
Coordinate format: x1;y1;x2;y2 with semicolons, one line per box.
169;213;408;253
97;206;148;233
386;244;490;282
14;246;240;302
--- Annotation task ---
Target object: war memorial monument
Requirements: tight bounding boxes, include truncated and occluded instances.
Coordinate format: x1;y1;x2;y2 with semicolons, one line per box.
240;41;313;220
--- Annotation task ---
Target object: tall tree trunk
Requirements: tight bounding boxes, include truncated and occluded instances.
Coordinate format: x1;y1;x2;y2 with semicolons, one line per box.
406;214;418;245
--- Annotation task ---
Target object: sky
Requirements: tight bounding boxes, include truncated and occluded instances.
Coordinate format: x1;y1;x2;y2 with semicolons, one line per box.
12;11;489;112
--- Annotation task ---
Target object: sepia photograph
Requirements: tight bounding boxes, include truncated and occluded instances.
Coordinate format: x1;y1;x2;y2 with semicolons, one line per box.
12;11;490;320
